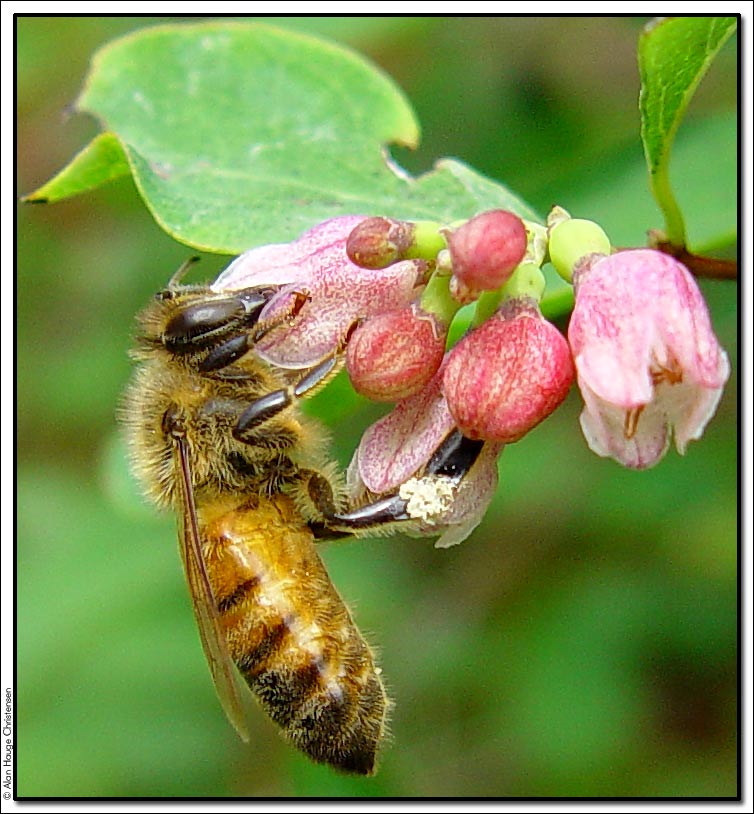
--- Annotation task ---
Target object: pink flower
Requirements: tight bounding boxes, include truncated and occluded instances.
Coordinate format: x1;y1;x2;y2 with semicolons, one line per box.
568;249;730;469
442;298;574;443
350;367;456;494
347;366;503;547
212;216;424;368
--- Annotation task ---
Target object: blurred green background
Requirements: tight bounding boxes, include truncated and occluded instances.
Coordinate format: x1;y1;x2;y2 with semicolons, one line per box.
16;16;738;798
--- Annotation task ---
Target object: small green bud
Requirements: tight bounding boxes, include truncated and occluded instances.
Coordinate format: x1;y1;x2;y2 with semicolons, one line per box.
503;262;546;302
548;217;612;283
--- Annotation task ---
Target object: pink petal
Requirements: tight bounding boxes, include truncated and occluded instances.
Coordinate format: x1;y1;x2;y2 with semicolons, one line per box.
354;369;456;494
569;257;656;408
212;216;367;290
577;376;670;469
643;252;730;389
656;369;728;455
212;216;423;368
574;341;654;408
255;259;422;368
429;442;503;548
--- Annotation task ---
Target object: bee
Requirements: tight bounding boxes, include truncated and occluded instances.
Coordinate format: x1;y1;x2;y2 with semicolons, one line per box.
121;263;485;774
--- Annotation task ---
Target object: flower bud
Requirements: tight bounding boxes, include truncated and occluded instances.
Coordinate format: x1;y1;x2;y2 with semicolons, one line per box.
445;210;528;293
442;298;574;442
346;303;447;402
548;216;611;283
346;217;416;269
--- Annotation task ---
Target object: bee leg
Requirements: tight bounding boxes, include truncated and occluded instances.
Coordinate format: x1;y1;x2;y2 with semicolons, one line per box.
233;354;340;443
308;430;486;533
196;291;311;374
252;290;310;342
306;471;412;531
199;334;254;373
327;494;413;530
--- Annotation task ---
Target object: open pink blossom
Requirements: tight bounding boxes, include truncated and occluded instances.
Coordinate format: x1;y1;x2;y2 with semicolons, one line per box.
568;249;730;469
401;440;503;549
347;366;503;547
212;216;424;368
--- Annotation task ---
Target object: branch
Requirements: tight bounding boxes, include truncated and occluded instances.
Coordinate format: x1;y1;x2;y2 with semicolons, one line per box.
647;230;738;281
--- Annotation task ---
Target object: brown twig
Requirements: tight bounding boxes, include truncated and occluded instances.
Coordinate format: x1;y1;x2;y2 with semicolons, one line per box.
647;230;738;281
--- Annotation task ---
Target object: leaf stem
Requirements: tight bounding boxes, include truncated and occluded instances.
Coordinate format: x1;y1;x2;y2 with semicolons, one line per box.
649;163;687;248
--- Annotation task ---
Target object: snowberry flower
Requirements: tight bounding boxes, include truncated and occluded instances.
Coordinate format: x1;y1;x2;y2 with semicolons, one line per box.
346;303;447;402
212;216;425;368
347;366;503;547
398;442;503;548
442;297;575;443
444;209;528;298
568;248;730;469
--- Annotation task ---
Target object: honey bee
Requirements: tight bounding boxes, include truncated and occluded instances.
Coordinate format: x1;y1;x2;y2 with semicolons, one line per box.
121;263;485;774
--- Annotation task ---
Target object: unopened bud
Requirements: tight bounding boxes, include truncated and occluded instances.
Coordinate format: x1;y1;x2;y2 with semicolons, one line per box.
548;215;611;283
346;217;416;269
445;210;528;293
442;298;574;442
346;304;447;402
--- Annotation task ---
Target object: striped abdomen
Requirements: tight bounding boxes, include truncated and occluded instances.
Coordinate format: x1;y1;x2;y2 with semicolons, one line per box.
199;494;388;775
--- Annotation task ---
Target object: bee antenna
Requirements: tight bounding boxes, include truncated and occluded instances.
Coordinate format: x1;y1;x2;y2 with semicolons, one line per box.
168;256;201;289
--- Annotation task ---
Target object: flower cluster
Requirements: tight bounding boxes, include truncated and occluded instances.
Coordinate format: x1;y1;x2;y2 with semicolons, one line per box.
212;208;729;545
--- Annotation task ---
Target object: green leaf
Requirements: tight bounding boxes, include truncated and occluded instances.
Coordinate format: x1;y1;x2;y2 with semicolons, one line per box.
31;21;539;253
638;16;737;246
23;132;131;203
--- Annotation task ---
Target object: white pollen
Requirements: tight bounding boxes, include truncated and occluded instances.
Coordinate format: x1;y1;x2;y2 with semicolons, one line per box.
399;476;456;523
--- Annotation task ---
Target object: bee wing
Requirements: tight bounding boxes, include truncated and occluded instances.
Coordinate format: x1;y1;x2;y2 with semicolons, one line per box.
174;435;251;743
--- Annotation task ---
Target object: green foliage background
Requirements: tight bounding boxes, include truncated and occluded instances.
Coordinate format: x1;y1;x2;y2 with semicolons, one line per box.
16;16;738;798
